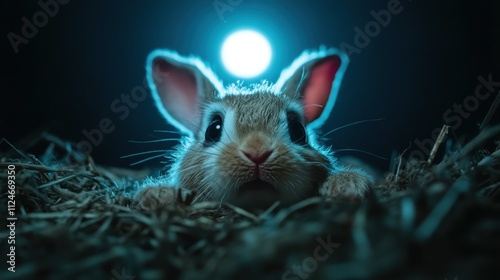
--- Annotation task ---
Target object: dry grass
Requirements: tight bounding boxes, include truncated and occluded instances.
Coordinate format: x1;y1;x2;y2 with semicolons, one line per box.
1;125;499;280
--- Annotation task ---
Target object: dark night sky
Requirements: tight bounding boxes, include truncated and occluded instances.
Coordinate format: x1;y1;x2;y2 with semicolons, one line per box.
1;0;499;171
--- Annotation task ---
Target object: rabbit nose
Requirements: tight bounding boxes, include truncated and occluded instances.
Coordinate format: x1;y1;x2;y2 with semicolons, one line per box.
243;150;273;165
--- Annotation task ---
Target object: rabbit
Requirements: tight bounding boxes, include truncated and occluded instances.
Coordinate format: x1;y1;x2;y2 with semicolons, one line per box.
135;47;373;210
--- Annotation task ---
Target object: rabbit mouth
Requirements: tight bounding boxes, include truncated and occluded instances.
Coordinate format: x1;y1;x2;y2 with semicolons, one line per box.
238;179;276;193
232;179;279;209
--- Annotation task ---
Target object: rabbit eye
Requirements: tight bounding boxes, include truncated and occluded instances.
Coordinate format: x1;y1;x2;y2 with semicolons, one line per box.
205;114;223;145
287;113;307;145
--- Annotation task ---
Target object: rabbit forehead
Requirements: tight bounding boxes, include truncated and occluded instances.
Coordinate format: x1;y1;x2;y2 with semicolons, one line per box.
221;92;302;134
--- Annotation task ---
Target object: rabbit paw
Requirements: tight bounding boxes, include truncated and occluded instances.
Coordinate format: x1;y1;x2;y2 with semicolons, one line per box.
320;169;373;200
135;186;179;210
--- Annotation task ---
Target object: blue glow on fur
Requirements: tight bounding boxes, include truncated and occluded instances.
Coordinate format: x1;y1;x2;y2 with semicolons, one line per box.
145;49;224;137
275;47;349;129
146;47;348;137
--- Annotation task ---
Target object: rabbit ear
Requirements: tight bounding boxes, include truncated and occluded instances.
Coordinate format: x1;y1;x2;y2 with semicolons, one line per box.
146;50;223;136
275;48;348;128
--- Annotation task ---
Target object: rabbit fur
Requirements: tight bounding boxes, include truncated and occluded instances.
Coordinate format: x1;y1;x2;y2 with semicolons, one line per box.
136;47;373;210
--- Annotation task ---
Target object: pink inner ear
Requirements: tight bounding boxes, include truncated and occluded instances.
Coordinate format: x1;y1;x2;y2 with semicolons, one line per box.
302;56;341;123
153;58;198;129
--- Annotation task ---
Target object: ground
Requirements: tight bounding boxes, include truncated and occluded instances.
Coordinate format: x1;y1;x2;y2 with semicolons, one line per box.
0;125;499;280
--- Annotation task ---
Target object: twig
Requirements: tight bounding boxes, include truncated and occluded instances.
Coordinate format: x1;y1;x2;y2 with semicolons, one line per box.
400;196;416;234
352;205;372;260
0;138;31;161
275;196;324;225
415;180;470;241
37;174;79;189
258;201;280;219
223;203;259;222
427;125;450;164
479;89;500;131
456;124;500;161
395;141;412;183
0;162;74;173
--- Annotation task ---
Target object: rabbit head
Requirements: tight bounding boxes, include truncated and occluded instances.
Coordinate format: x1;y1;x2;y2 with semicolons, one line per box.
146;48;348;209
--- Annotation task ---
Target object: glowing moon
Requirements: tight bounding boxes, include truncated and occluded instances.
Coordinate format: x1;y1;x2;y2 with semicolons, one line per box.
221;30;272;78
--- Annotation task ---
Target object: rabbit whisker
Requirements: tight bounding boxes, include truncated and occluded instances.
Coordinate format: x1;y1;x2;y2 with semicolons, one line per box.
153;130;183;134
128;138;181;144
193;184;211;203
333;148;388;160
129;154;169;166
218;184;231;207
322;117;386;137
121;149;168;158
